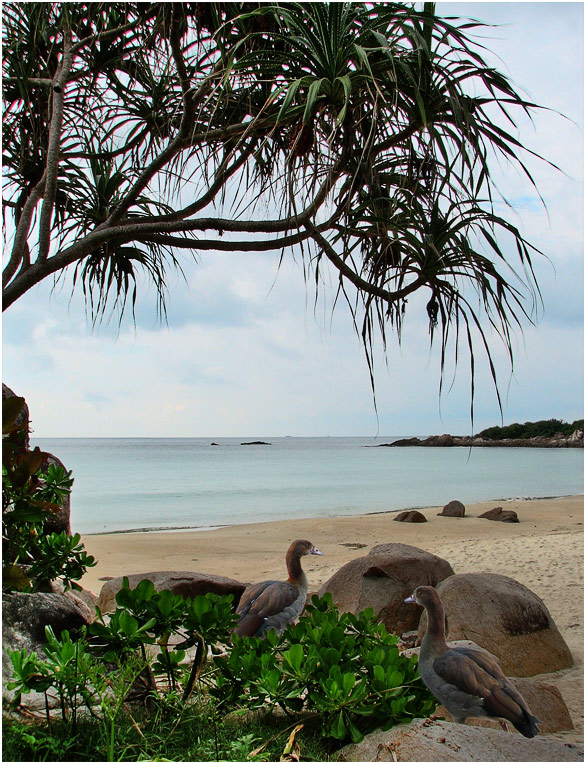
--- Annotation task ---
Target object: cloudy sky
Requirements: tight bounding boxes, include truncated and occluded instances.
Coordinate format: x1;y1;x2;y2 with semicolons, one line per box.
3;2;583;438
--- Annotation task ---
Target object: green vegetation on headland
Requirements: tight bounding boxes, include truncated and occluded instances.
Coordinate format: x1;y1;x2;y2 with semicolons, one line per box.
476;419;584;441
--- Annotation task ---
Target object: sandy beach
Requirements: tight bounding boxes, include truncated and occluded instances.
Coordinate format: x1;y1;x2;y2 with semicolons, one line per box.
80;495;583;745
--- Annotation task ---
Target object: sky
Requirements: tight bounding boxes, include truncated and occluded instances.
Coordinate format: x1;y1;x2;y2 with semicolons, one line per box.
2;2;584;438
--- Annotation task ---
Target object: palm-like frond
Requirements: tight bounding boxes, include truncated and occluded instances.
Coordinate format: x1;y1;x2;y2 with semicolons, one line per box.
2;1;558;418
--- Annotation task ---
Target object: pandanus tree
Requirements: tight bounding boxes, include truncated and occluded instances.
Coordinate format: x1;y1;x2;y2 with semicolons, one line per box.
2;2;549;411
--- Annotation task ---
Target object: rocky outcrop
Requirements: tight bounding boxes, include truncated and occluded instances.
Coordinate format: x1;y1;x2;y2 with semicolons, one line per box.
97;571;248;613
318;543;454;635
388;432;583;448
438;500;465;517
479;506;519;523
416;573;573;676
338;718;584;762
393;510;427;523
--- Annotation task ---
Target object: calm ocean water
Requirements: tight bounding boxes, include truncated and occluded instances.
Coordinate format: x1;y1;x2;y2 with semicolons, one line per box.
33;437;584;535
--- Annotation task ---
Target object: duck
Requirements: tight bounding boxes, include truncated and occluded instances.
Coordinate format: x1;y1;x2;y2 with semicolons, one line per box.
405;585;540;738
234;539;323;637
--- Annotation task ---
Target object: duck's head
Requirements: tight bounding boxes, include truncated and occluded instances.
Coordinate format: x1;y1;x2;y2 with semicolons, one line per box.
404;585;437;607
290;539;323;556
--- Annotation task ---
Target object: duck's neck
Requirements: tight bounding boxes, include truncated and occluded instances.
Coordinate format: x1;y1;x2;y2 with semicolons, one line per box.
286;549;308;590
422;598;449;654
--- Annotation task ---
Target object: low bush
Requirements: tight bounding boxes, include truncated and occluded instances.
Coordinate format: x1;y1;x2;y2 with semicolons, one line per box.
213;593;435;744
2;396;96;593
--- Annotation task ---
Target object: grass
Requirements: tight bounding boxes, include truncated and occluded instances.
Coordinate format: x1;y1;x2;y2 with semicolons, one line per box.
2;699;336;762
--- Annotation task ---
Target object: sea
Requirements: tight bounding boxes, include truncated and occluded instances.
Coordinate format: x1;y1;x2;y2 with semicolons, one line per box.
33;437;583;536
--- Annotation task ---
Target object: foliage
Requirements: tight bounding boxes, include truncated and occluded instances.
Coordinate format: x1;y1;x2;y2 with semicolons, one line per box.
90;577;237;698
4;585;433;759
476;418;584;441
2;396;96;592
2;1;556;413
213;594;435;743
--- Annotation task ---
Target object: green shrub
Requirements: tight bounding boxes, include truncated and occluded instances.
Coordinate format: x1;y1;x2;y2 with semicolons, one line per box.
476;418;583;440
213;594;435;743
2;396;96;592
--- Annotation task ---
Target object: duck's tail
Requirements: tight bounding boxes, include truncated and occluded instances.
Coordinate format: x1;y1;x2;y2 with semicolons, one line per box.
514;711;541;738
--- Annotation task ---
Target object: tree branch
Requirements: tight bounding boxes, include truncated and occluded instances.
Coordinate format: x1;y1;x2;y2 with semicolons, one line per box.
136;224;330;252
304;221;426;305
37;26;74;262
3;173;47;289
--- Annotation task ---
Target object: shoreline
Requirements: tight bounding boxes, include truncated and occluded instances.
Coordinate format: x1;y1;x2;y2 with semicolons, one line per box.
80;492;581;536
79;494;583;744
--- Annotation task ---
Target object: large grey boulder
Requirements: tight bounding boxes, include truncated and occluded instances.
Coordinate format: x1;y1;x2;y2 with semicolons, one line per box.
3;592;91;705
318;543;454;635
338;719;584;762
97;570;248;613
417;573;573;676
51;580;99;623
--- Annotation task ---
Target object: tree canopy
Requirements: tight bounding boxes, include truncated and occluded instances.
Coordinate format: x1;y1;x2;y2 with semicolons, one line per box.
2;2;551;411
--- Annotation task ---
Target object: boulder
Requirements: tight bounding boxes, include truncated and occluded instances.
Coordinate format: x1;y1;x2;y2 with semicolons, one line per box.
318;543;454;635
417;573;573;676
40;452;72;535
97;571;248;613
51;580;99;623
404;640;573;734
2;384;30;448
3;592;91;705
394;510;427;523
338;718;584;762
438;500;465;517
479;506;519;523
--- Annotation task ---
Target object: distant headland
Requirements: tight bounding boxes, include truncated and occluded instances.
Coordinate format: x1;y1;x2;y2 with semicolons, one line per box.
380;419;584;449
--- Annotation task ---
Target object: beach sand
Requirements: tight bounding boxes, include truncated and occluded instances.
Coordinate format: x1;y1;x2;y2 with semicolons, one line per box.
80;495;583;744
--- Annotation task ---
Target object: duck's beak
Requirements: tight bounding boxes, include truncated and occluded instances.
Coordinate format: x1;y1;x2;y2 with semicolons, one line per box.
311;546;324;556
404;594;416;603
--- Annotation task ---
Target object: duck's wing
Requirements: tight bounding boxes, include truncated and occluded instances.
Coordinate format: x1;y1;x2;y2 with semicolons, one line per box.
236;580;277;617
234;580;299;637
433;648;540;736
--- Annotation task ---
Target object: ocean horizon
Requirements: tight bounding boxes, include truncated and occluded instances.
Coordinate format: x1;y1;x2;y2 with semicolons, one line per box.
32;436;584;536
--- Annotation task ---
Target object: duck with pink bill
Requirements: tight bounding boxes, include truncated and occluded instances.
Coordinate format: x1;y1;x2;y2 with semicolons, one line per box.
405;585;540;738
234;539;323;638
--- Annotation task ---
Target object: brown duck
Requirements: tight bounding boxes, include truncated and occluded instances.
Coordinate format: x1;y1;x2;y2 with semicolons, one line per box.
234;539;323;637
405;585;540;737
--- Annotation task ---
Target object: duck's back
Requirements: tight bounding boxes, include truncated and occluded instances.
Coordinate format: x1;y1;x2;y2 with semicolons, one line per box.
235;578;306;637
